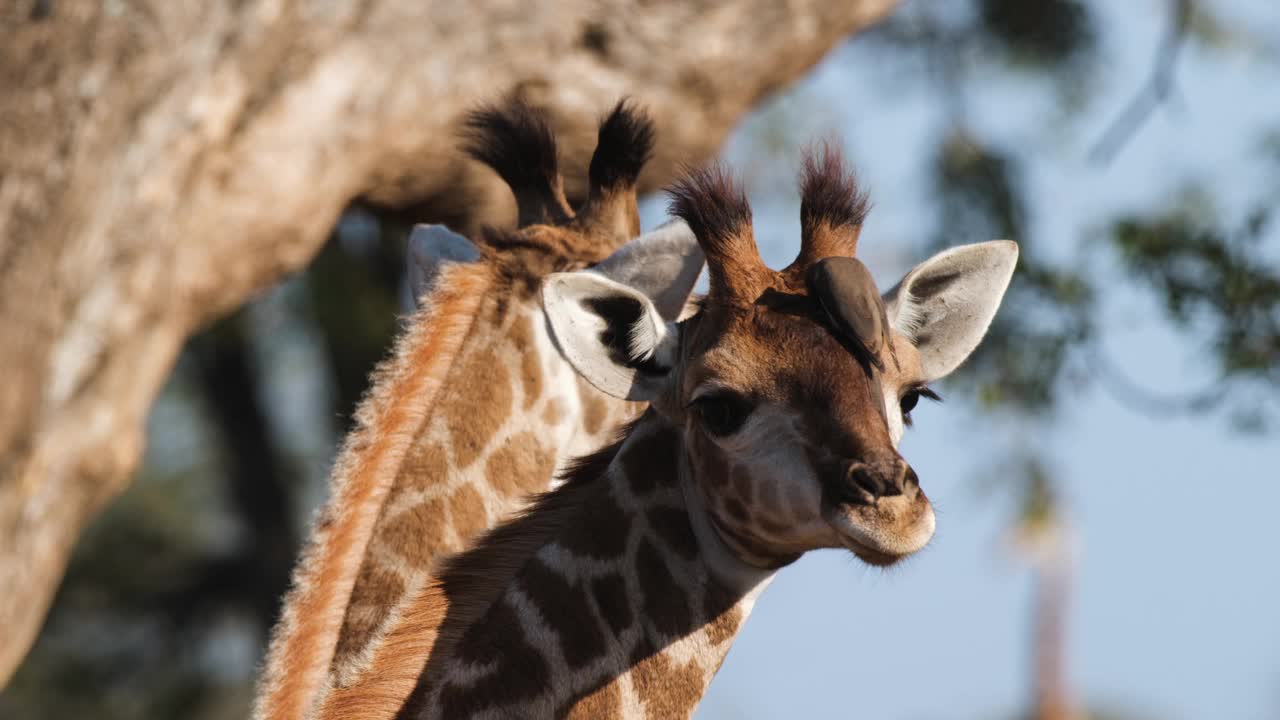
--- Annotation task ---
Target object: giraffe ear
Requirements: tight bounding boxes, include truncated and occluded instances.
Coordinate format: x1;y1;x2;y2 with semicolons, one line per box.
589;219;705;322
543;271;677;401
884;240;1018;381
402;224;482;311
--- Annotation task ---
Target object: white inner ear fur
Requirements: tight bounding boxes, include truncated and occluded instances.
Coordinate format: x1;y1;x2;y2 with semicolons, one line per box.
542;271;676;401
884;240;1019;382
590;218;705;321
403;224;481;310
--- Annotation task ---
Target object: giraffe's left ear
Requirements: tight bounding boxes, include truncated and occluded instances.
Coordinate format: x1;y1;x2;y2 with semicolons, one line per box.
884;240;1018;381
543;270;678;401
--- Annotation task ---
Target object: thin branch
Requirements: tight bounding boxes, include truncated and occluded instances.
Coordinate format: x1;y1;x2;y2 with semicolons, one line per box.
1088;0;1192;165
1084;342;1223;416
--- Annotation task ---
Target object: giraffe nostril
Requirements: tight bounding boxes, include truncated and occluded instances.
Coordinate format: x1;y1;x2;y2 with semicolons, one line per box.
841;459;916;501
846;464;887;501
903;465;919;486
902;465;920;499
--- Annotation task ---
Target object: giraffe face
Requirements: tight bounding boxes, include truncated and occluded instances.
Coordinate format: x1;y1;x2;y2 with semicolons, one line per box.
668;296;933;566
544;149;1018;571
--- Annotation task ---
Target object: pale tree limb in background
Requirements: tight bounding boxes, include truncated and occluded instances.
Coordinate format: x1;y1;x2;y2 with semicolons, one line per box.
0;0;898;687
1088;0;1192;165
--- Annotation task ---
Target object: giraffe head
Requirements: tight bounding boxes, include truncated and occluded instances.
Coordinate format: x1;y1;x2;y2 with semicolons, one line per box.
544;147;1017;569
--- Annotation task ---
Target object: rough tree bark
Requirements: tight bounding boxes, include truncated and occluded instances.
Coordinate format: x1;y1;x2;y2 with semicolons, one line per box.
0;0;897;686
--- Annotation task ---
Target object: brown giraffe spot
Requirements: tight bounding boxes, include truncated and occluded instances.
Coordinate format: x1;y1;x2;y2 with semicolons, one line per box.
629;638;705;719
541;397;563;426
560;676;622;719
440;597;549;717
636;538;693;638
623;426;680;496
704;605;742;648
396;440;449;493
519;559;607;669
723;497;750;524
578;375;609;435
332;563;406;662
758;513;791;538
510;314;544;409
486;431;557;497
380;496;452;568
560;489;631;560
447;482;489;541
439;348;512;468
703;580;742;649
590;573;633;635
646;506;698;561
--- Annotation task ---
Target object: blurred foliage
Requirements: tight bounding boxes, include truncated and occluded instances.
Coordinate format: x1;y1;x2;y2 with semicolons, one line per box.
1112;199;1280;378
4;1;1278;719
929;131;1095;411
978;0;1096;69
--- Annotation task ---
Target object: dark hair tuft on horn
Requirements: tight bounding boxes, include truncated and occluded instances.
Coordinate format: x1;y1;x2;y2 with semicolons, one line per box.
666;162;753;257
800;142;870;235
588;98;655;193
461;99;572;226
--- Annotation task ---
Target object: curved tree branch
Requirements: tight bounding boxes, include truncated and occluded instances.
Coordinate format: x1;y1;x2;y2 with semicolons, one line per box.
1088;0;1191;165
0;0;898;686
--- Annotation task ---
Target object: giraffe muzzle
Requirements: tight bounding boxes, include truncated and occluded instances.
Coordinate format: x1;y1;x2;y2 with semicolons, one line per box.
822;456;934;565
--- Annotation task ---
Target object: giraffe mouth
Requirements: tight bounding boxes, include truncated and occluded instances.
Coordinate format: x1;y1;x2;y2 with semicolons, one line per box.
836;535;902;567
822;495;936;566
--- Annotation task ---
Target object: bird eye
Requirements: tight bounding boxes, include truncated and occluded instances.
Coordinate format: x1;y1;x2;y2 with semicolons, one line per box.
899;386;940;427
691;392;754;437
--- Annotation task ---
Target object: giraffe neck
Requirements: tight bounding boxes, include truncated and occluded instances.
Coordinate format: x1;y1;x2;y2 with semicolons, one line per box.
329;283;638;688
342;411;776;720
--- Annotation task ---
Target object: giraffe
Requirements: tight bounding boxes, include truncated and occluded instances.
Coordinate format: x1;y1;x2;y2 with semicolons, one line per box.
252;99;705;720
314;146;1019;720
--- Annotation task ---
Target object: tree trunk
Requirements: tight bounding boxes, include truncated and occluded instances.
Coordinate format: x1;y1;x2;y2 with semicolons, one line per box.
0;0;896;686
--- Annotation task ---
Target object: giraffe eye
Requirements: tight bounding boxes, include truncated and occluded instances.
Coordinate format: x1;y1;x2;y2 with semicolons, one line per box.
900;390;920;414
691;391;754;437
899;386;941;427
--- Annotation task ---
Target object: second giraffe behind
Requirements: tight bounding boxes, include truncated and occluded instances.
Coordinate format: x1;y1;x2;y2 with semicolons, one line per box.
321;146;1018;719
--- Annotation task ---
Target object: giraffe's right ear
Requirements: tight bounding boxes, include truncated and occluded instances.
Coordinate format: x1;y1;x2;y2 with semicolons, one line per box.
402;224;481;311
588;219;705;322
543;270;678;402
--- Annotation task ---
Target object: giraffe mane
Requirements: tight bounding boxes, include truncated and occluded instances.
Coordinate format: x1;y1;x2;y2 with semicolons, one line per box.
252;262;493;720
314;418;641;720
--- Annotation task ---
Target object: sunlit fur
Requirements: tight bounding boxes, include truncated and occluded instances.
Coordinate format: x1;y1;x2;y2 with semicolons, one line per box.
254;98;663;720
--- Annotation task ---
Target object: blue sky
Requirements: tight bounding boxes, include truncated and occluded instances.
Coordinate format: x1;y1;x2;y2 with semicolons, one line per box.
631;1;1280;717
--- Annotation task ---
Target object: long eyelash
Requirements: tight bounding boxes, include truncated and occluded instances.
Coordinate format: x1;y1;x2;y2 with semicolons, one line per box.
901;386;941;428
